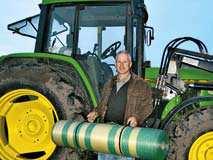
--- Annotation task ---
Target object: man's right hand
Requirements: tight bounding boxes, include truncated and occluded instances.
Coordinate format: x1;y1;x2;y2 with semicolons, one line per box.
87;111;98;122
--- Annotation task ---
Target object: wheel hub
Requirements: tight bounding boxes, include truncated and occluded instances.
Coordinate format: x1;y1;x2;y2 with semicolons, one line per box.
18;113;45;140
27;119;41;134
189;132;213;160
0;89;59;160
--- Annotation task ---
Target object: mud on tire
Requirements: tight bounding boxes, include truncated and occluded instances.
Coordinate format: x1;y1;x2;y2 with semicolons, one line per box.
0;58;94;160
165;107;213;160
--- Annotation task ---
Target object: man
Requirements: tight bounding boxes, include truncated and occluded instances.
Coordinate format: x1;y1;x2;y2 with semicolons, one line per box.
87;50;153;159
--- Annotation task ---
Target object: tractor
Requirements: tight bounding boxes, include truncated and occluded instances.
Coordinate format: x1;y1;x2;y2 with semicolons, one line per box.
0;0;212;159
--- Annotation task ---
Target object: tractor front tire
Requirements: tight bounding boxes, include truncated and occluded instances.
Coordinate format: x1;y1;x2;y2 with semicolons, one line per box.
166;107;213;160
0;58;93;160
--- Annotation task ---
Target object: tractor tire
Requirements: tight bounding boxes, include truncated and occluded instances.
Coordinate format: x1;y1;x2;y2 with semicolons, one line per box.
0;58;95;160
166;107;213;160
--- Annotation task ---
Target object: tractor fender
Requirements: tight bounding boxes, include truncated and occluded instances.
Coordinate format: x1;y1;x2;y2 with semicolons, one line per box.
160;96;213;129
0;52;98;107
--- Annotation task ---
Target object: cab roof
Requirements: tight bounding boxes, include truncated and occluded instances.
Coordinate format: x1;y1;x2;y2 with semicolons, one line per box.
42;0;130;5
42;0;148;23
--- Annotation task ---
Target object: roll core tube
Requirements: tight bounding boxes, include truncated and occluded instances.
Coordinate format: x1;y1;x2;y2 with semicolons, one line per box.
52;120;169;160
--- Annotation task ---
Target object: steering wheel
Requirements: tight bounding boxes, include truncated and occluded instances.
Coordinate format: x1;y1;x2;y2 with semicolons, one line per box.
101;41;121;59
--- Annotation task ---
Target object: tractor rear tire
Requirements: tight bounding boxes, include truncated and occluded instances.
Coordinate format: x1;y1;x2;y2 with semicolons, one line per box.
0;58;94;160
166;107;213;160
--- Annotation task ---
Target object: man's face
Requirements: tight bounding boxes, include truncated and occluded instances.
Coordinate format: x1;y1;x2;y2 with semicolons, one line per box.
116;53;132;75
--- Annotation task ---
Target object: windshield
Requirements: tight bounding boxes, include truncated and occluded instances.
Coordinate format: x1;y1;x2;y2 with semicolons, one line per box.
46;4;127;56
78;5;126;53
78;5;126;72
46;4;129;98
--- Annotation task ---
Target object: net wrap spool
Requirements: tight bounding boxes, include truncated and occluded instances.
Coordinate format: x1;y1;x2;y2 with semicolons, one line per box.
52;120;169;160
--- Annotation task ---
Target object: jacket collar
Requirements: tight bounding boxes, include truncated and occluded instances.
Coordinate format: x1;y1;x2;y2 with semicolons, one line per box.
112;72;138;84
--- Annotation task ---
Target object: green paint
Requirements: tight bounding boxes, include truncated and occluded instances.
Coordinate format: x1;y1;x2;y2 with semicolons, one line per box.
145;67;213;82
199;90;213;106
145;67;213;120
120;127;132;156
179;68;213;80
161;95;182;120
84;123;96;150
108;125;121;154
0;53;98;107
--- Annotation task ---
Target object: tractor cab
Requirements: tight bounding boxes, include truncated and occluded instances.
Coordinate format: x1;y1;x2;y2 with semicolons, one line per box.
3;0;213;160
8;0;153;98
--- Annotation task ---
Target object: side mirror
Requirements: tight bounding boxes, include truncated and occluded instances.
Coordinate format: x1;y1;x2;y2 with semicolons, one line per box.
145;26;154;46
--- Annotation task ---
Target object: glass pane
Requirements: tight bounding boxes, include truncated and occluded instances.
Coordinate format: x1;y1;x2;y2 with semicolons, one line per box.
78;4;127;98
8;14;39;39
78;27;97;54
78;5;126;73
47;6;75;55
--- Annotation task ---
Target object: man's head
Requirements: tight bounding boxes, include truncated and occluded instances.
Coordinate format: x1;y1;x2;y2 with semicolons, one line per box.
116;50;132;75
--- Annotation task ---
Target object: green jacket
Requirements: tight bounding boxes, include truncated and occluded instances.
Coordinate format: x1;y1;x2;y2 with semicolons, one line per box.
95;73;153;126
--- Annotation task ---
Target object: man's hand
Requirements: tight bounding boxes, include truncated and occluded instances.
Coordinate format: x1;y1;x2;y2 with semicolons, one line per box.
87;111;98;122
127;116;138;127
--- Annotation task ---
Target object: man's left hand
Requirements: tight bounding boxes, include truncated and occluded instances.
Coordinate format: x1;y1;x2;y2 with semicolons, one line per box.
127;116;138;127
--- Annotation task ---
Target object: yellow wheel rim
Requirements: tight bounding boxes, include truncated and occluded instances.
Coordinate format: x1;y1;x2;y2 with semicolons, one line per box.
189;132;213;160
0;89;59;160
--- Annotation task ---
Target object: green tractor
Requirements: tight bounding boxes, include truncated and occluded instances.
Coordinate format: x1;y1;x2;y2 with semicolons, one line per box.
0;0;212;159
